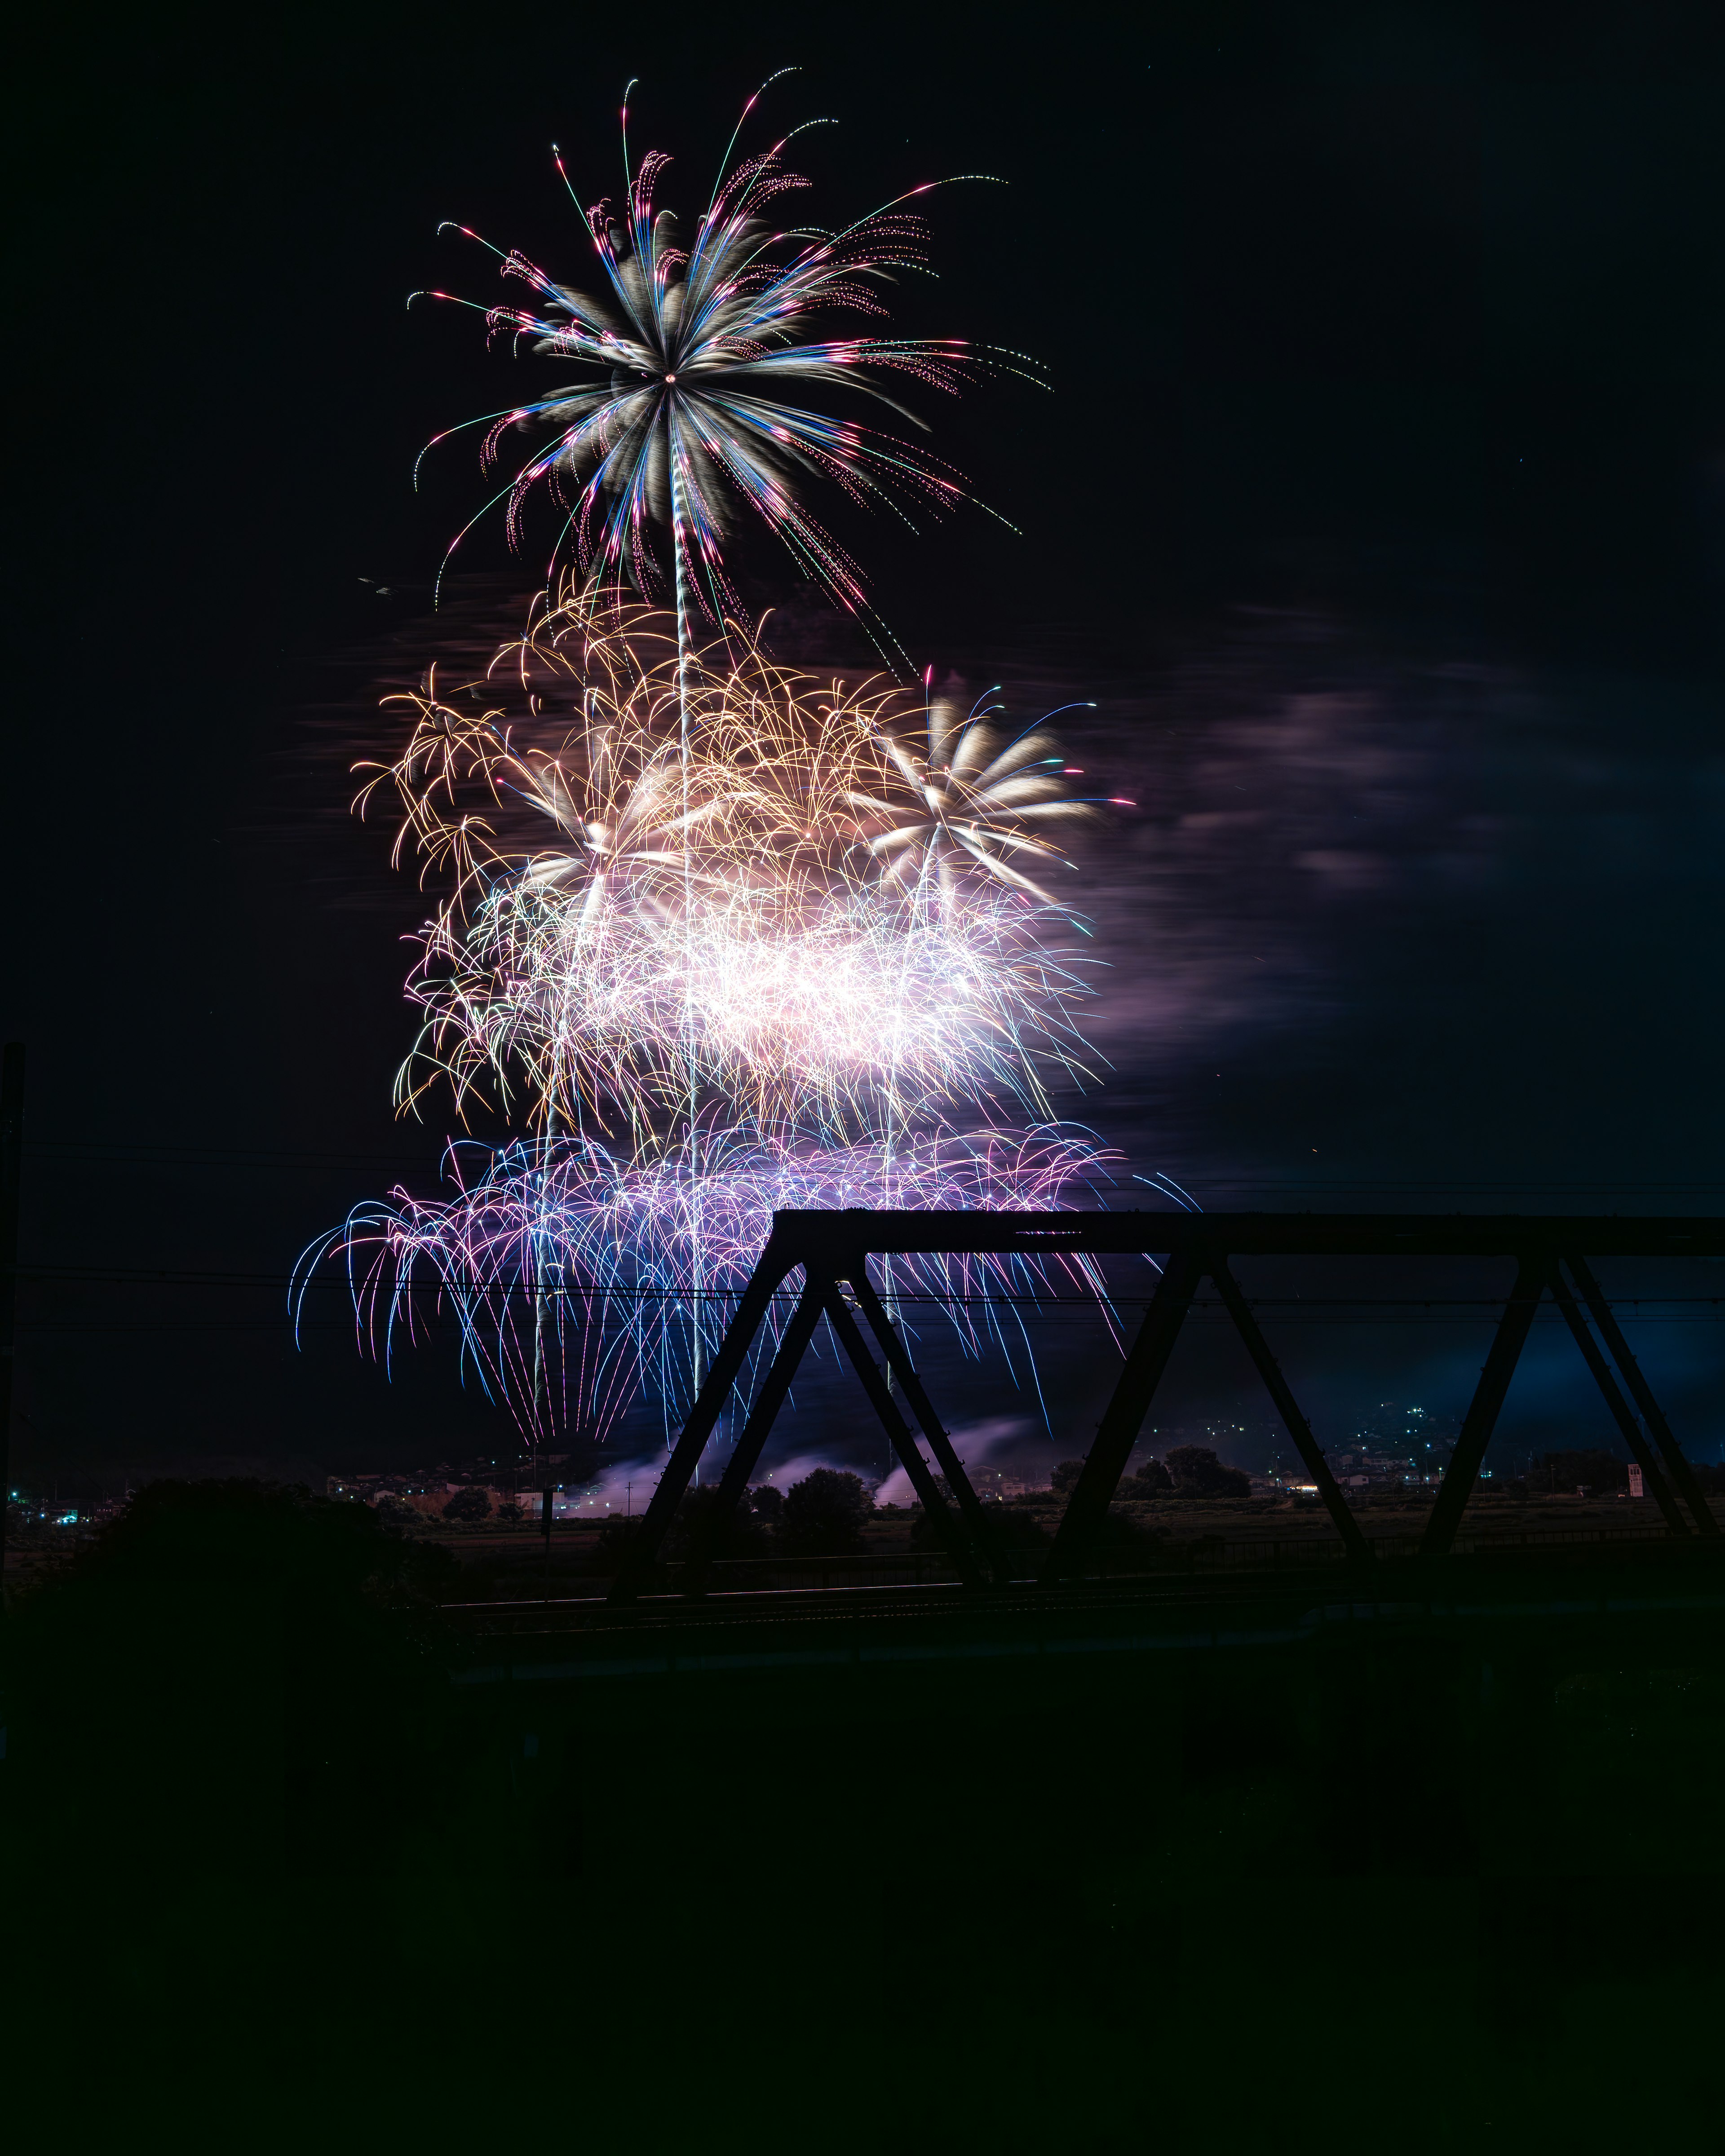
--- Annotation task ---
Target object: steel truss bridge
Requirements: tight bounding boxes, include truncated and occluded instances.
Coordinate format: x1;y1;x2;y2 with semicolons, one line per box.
608;1213;1721;1605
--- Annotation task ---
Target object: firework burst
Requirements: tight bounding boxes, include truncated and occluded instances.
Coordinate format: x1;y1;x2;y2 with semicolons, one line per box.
297;1124;1121;1447
854;690;1126;907
415;74;1039;653
365;594;1102;1142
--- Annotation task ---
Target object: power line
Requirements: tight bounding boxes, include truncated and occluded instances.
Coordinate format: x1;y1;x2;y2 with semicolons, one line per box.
18;1313;1725;1339
21;1141;1725;1196
16;1264;1725;1308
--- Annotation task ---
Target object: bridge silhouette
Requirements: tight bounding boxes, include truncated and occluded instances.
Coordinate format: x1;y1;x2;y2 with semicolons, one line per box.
608;1212;1721;1605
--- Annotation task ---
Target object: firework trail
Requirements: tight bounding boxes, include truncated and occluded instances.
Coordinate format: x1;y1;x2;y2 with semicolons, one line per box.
296;1124;1122;1449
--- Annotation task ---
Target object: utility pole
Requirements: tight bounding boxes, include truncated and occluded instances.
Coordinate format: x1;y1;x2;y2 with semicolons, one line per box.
0;1044;24;1588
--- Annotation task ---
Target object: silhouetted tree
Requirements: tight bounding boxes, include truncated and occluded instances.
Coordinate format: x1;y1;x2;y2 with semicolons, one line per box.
911;1498;1050;1558
593;1514;641;1568
994;1506;1053;1557
6;1480;459;1879
587;1482;778;1574
1096;1507;1168;1565
748;1483;785;1523
1051;1459;1087;1494
1165;1446;1251;1499
442;1484;491;1522
780;1468;874;1555
1123;1457;1173;1496
667;1484;769;1561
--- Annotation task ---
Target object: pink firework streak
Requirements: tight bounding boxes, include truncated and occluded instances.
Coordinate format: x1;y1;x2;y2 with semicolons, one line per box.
294;1126;1124;1449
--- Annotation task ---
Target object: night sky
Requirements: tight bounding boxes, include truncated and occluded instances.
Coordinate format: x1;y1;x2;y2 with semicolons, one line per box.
8;4;1722;1496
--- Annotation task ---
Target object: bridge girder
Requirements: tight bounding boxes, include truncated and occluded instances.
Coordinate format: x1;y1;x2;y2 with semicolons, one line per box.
607;1213;1722;1605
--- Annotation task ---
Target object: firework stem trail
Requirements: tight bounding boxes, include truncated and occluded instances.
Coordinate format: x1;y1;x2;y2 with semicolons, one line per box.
671;439;703;1400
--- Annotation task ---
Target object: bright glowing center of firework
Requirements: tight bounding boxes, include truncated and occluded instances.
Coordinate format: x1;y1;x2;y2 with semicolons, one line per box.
664;372;676;383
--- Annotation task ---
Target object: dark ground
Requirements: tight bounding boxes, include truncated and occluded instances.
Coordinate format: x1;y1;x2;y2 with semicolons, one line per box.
3;1482;1722;2147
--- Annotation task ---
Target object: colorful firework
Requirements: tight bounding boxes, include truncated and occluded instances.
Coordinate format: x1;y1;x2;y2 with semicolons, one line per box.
364;594;1104;1143
853;689;1129;906
414;73;1039;653
296;1123;1122;1447
304;89;1133;1455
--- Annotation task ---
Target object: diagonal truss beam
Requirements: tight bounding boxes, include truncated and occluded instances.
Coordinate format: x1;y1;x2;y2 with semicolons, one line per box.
1042;1251;1202;1585
1209;1259;1371;1562
681;1277;829;1597
848;1267;1013;1583
820;1289;982;1587
1547;1259;1688;1536
1420;1255;1545;1557
1566;1254;1718;1536
609;1244;799;1605
610;1212;1721;1604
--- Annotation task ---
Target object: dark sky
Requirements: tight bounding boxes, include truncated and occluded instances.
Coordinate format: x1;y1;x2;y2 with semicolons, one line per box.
7;3;1722;1493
